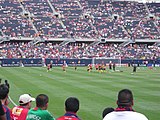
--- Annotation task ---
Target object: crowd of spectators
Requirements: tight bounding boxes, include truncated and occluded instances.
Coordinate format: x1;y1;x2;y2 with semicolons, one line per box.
33;16;68;38
51;0;82;17
0;0;160;59
62;17;96;38
147;2;160;16
0;42;159;59
0;79;81;120
22;0;52;16
0;0;159;39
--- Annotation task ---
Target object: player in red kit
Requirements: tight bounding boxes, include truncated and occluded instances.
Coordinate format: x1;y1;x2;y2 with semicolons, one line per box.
62;64;66;72
62;61;67;72
47;64;51;72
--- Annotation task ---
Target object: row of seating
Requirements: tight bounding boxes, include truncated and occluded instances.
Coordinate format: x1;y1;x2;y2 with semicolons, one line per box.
0;0;159;39
0;42;159;59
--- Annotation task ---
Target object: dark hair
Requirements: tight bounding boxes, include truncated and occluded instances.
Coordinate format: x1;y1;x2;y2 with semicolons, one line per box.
20;102;29;106
117;89;133;107
102;107;114;118
65;97;79;113
0;84;9;99
4;80;10;89
36;94;48;108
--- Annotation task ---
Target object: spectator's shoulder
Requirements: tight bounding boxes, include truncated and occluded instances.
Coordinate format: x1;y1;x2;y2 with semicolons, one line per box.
133;112;148;120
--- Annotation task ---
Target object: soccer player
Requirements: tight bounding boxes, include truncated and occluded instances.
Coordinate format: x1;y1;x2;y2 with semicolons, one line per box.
95;64;99;71
50;62;53;70
11;94;35;120
103;89;148;120
74;62;77;71
27;94;55;120
62;61;67;72
87;64;92;72
113;62;116;71
47;64;50;72
102;64;106;72
109;61;112;70
87;64;90;72
133;65;137;73
98;64;102;73
62;64;66;72
57;97;81;120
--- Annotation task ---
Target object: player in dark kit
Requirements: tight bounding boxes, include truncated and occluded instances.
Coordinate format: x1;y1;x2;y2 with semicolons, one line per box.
73;62;77;71
133;65;137;72
50;62;52;70
109;61;112;70
113;63;116;71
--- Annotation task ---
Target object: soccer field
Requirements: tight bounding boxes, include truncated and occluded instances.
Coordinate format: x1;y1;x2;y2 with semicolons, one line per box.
0;67;160;120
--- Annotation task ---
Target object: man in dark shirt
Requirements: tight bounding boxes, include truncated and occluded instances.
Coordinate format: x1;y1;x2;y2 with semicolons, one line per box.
57;97;81;120
0;84;11;120
0;101;6;120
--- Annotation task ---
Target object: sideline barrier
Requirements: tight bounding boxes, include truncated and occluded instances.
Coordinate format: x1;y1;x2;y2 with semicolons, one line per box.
0;58;159;67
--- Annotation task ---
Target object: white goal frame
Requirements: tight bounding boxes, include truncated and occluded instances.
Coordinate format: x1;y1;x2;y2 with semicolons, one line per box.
92;57;122;67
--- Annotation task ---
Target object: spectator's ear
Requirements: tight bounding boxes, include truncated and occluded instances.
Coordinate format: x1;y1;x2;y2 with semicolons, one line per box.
45;102;48;109
116;100;118;105
131;100;134;106
4;98;9;106
46;103;48;107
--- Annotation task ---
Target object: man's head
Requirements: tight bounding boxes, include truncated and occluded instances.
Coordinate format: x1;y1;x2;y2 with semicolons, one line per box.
0;84;9;100
36;94;49;109
19;94;35;109
65;97;79;113
117;89;133;107
102;107;114;118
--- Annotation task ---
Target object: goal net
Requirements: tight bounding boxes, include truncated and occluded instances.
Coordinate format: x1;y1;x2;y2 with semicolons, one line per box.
92;57;122;67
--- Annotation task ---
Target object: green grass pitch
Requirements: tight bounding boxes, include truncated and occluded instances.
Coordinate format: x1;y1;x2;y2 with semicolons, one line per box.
0;66;160;120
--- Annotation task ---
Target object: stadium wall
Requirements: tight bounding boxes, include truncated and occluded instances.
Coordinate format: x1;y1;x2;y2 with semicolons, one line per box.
0;59;160;67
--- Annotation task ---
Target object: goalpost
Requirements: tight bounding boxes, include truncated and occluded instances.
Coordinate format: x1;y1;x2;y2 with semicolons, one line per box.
92;57;122;67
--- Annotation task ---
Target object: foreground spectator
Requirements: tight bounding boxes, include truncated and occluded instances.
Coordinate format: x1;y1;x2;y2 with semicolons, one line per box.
103;89;148;120
27;94;55;120
11;94;35;120
57;97;81;120
102;107;114;118
0;101;6;120
0;84;11;120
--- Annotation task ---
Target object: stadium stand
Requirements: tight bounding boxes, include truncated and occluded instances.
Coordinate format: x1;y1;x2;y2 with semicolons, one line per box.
50;0;82;17
22;0;52;16
0;42;160;59
147;2;160;15
0;0;159;39
0;0;160;59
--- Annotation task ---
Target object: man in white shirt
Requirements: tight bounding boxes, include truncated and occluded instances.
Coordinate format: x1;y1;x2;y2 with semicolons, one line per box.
103;89;148;120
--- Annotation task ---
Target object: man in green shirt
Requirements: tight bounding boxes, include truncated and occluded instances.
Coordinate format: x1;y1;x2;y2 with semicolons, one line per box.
27;94;55;120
